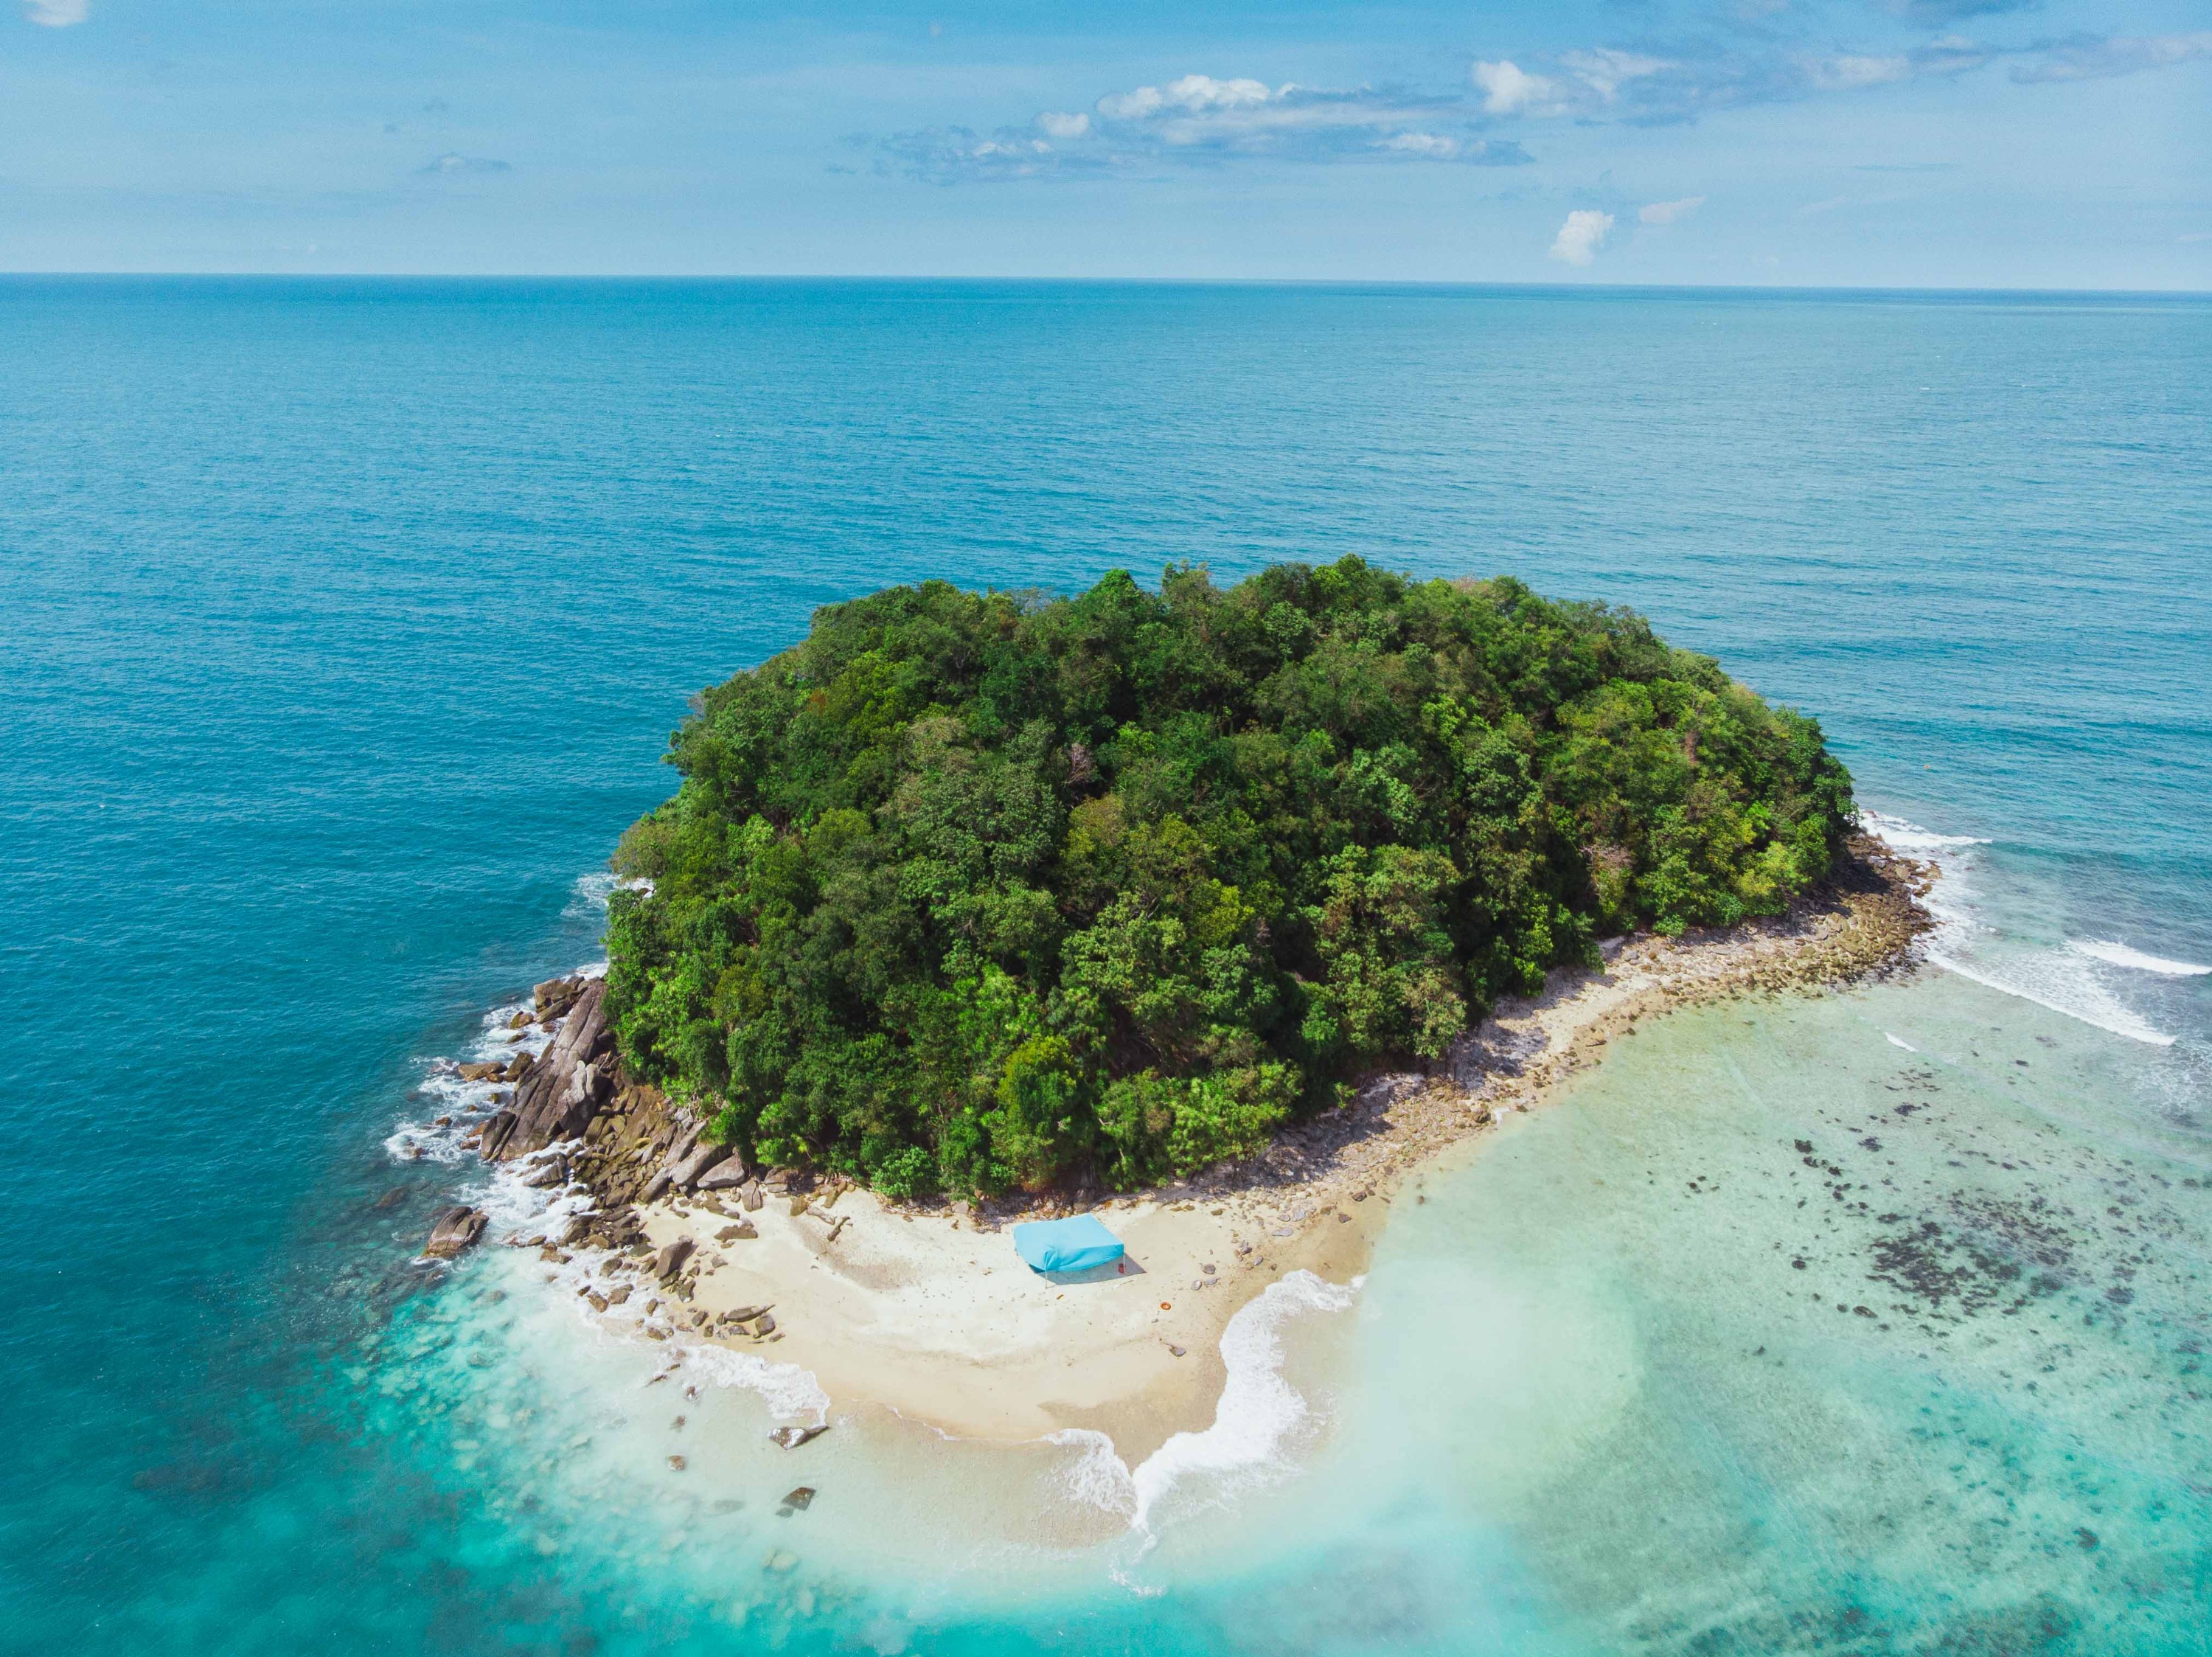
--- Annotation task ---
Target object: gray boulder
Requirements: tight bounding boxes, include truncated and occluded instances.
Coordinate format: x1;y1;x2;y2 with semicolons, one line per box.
484;979;613;1160
653;1237;695;1281
696;1154;749;1192
667;1140;731;1190
422;1206;487;1259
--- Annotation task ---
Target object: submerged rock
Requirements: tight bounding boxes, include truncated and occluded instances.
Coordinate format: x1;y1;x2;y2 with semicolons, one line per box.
769;1424;827;1450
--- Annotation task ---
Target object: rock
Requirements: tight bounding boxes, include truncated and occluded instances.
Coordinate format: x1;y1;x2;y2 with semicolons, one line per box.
769;1424;828;1450
696;1154;750;1192
666;1139;731;1191
477;1110;521;1161
734;1311;776;1338
641;1171;673;1203
503;1050;534;1083
606;1285;632;1306
653;1237;696;1281
765;1550;800;1572
456;1061;507;1083
740;1183;765;1213
667;1455;686;1471
780;1487;815;1512
507;1011;532;1030
585;1291;608;1313
485;980;613;1161
372;1187;408;1212
558;1215;595;1248
716;1220;757;1243
519;1157;568;1189
422;1206;488;1259
787;1195;809;1217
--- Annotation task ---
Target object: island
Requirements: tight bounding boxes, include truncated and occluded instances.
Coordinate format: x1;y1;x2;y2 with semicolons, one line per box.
468;558;1930;1458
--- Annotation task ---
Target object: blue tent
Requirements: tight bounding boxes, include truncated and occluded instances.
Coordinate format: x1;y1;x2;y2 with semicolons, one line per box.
1012;1215;1126;1274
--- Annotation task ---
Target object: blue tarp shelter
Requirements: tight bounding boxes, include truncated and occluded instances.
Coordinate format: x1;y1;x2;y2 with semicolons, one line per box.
1012;1215;1126;1274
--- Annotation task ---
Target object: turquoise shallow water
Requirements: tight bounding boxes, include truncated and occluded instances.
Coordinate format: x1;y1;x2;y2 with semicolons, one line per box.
4;278;2209;1653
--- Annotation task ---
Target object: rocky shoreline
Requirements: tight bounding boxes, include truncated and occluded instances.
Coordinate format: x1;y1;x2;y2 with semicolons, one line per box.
420;832;1933;1400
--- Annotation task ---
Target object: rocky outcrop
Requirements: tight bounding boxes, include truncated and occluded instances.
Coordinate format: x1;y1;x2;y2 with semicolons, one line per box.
667;1138;734;1190
481;979;613;1161
695;1155;748;1192
423;1206;488;1258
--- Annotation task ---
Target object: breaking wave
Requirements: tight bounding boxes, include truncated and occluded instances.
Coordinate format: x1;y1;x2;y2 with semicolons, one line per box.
2071;939;2212;978
1860;810;2179;1047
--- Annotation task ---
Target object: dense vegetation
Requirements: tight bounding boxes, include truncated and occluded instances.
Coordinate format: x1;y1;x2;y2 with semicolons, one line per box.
605;559;1852;1196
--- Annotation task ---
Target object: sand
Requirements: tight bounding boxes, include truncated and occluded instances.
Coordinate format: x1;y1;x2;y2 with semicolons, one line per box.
584;844;1930;1461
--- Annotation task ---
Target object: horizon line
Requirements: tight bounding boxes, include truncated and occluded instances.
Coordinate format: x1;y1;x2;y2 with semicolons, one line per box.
2;272;2208;299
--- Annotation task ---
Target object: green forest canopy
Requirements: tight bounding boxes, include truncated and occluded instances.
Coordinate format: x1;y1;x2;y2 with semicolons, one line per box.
605;559;1853;1197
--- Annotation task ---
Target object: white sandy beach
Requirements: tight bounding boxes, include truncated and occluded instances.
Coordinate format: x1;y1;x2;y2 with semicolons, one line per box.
581;855;1925;1461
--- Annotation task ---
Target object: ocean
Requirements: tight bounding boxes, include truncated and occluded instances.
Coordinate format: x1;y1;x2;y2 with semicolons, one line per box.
4;277;2208;1654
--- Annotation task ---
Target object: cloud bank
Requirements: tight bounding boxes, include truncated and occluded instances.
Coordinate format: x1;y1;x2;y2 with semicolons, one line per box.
2010;30;2212;83
880;23;2212;187
886;73;1535;181
24;0;89;24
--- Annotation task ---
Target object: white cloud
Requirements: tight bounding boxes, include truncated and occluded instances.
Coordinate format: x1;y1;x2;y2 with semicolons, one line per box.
887;74;1538;180
2013;30;2212;83
24;0;89;24
1097;74;1276;120
1639;195;1705;224
1560;49;1671;101
1550;209;1615;266
423;153;512;176
1808;52;1915;89
1471;60;1556;114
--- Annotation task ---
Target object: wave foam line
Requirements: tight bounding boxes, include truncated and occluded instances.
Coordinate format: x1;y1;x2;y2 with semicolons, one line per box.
1863;809;2178;1048
1930;950;2176;1048
1128;1270;1356;1533
2071;939;2212;978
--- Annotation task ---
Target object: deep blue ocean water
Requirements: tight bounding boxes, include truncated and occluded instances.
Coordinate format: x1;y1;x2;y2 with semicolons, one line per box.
4;279;2208;1653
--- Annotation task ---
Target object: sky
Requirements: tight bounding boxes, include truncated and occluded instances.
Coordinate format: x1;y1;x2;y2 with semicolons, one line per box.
2;0;2208;286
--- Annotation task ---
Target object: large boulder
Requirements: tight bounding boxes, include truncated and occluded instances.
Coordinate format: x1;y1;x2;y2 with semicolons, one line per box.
422;1206;487;1259
696;1153;749;1192
484;979;613;1161
653;1237;695;1281
667;1140;731;1191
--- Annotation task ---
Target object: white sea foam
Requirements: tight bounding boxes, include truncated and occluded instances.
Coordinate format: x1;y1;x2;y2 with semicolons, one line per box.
1885;1032;1917;1052
1860;809;2177;1048
1857;810;1992;856
2071;939;2212;978
1124;1269;1358;1534
566;871;617;916
683;1338;834;1424
1046;1428;1137;1519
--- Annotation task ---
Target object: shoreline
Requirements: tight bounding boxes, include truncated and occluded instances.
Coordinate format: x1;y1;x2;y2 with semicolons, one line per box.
468;834;1932;1465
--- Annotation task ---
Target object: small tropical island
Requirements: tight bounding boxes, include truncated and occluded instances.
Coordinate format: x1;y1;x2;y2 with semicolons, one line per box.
465;558;1929;1453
